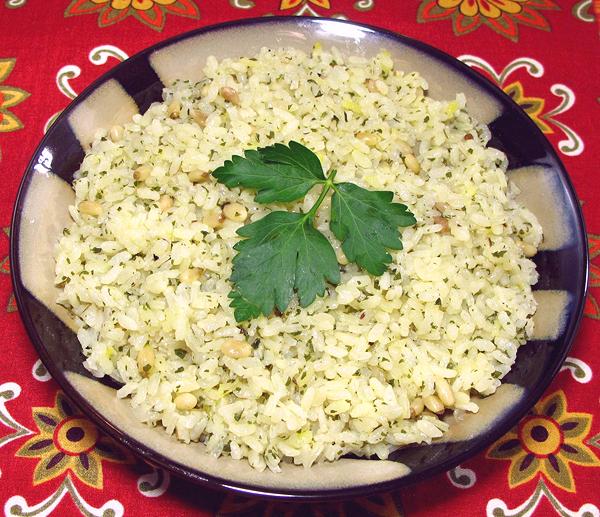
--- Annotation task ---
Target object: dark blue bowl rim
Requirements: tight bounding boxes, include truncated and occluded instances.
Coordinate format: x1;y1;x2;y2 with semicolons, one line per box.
10;16;589;502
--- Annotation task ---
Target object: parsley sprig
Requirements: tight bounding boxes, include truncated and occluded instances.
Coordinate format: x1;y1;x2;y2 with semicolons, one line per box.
213;141;416;322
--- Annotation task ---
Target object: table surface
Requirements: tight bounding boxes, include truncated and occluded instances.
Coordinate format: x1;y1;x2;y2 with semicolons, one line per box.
1;1;599;515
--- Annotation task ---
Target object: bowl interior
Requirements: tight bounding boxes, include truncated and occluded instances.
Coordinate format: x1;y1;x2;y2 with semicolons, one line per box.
11;17;587;500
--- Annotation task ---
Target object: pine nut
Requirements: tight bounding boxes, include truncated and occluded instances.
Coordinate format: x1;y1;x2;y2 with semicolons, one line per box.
133;165;151;182
356;131;379;147
159;195;173;212
434;202;448;213
204;208;224;229
167;99;181;119
223;202;247;222
521;243;537;257
179;268;203;284
435;377;455;407
396;139;413;156
404;153;421;174
137;346;155;376
188;169;210;183
79;200;102;217
221;339;252;359
337;249;349;266
174;393;197;411
191;110;208;127
410;397;424;417
433;216;450;234
109;125;123;142
365;79;377;92
423;394;444;414
219;86;240;105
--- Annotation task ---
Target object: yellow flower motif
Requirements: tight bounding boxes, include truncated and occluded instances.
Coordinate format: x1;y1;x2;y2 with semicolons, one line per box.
66;0;199;31
438;0;526;19
487;390;600;492
91;0;175;10
65;0;200;32
280;0;330;10
16;391;131;488
0;58;29;133
503;81;552;134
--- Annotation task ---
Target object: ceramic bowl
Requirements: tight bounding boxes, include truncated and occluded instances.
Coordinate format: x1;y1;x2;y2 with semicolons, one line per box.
10;17;588;500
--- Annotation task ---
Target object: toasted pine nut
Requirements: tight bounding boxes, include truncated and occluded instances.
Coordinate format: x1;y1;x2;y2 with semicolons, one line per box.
404;153;421;174
365;79;378;92
159;195;173;212
423;394;444;414
356;131;379;147
79;200;102;217
109;125;124;142
191;110;208;127
396;139;413;156
433;216;450;234
179;268;203;284
188;169;210;183
174;393;197;411
204;208;224;229
221;339;252;359
434;202;448;213
223;202;247;222
167;99;181;119
133;165;151;182
137;346;155;376
410;397;424;417
435;377;455;407
219;86;240;105
521;243;537;257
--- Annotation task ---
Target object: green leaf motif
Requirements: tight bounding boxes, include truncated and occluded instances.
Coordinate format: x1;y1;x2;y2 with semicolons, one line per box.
213;141;325;203
230;211;340;321
330;183;416;276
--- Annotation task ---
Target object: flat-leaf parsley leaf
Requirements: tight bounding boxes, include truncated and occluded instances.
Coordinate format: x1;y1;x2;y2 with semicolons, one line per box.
330;183;417;276
213;141;326;203
212;141;415;322
229;211;340;322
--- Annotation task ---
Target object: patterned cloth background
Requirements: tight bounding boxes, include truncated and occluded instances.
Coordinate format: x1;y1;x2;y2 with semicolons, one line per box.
1;1;599;515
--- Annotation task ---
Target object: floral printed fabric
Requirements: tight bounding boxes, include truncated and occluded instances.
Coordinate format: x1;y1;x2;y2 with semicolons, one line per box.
0;1;599;516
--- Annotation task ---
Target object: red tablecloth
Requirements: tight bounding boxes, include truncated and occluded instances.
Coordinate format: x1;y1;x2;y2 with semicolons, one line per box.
1;1;599;515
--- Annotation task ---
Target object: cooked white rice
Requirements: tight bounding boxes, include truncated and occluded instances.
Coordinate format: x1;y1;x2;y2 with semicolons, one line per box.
55;46;542;471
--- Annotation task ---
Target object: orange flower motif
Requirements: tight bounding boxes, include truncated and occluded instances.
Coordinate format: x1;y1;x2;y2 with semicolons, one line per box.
503;81;552;134
0;58;29;134
65;0;199;32
438;0;526;19
487;390;600;492
91;0;176;10
417;0;560;42
280;0;330;10
16;392;131;488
